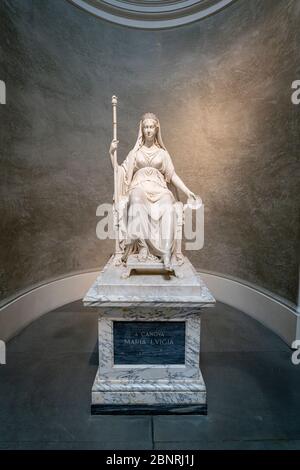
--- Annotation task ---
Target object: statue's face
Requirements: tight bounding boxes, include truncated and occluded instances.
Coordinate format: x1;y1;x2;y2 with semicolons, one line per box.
142;119;157;140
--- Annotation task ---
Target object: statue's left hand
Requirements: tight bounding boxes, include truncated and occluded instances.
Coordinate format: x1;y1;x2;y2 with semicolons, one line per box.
186;190;197;200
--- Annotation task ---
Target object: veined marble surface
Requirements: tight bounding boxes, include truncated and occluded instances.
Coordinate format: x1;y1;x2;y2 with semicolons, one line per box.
85;256;214;411
97;307;202;376
92;388;206;406
92;306;207;408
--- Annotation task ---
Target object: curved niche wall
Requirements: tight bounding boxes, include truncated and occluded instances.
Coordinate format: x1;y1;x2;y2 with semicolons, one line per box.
68;0;236;29
0;0;299;309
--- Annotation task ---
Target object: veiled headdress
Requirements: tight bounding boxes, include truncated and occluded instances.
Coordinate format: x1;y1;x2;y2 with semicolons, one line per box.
132;113;166;152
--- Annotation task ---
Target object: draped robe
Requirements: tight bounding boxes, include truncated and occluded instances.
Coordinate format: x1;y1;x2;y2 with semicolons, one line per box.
116;146;178;258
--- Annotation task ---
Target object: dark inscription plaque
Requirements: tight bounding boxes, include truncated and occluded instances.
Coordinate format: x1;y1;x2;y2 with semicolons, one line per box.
113;321;185;365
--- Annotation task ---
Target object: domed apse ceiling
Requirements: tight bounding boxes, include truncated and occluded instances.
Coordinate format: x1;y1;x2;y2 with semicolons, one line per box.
68;0;236;29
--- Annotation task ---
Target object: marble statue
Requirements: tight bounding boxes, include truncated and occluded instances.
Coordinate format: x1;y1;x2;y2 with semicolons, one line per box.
83;96;215;414
109;97;201;276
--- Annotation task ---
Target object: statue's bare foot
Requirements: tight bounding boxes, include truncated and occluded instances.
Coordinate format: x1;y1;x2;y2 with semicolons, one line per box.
138;247;148;262
175;253;184;266
163;253;173;271
115;257;122;266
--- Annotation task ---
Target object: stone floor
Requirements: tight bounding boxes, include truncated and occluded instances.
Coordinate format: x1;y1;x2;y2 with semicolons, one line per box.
0;301;299;450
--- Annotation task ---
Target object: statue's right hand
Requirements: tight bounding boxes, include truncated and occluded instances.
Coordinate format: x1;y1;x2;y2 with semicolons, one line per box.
109;139;119;155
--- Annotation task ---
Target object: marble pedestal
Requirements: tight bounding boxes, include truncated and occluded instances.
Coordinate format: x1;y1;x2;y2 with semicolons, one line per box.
83;256;215;414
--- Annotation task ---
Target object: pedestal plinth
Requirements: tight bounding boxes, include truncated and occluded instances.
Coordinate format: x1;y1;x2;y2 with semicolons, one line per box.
83;256;215;414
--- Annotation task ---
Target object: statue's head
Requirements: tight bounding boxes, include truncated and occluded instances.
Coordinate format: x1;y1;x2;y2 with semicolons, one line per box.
141;113;159;141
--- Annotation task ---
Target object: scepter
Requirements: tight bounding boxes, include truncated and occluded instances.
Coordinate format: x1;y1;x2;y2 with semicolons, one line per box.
111;95;120;254
111;95;118;204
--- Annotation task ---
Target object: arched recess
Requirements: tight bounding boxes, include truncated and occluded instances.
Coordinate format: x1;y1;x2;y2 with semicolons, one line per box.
67;0;236;29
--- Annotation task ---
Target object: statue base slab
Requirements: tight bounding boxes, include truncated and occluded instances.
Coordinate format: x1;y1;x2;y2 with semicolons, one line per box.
84;254;215;306
83;256;215;414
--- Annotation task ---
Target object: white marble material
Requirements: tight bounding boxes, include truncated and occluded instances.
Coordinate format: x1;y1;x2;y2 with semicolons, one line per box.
109;110;201;272
91;305;207;409
97;307;201;374
85;107;216;411
92;388;206;406
83;255;215;306
82;253;215;411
